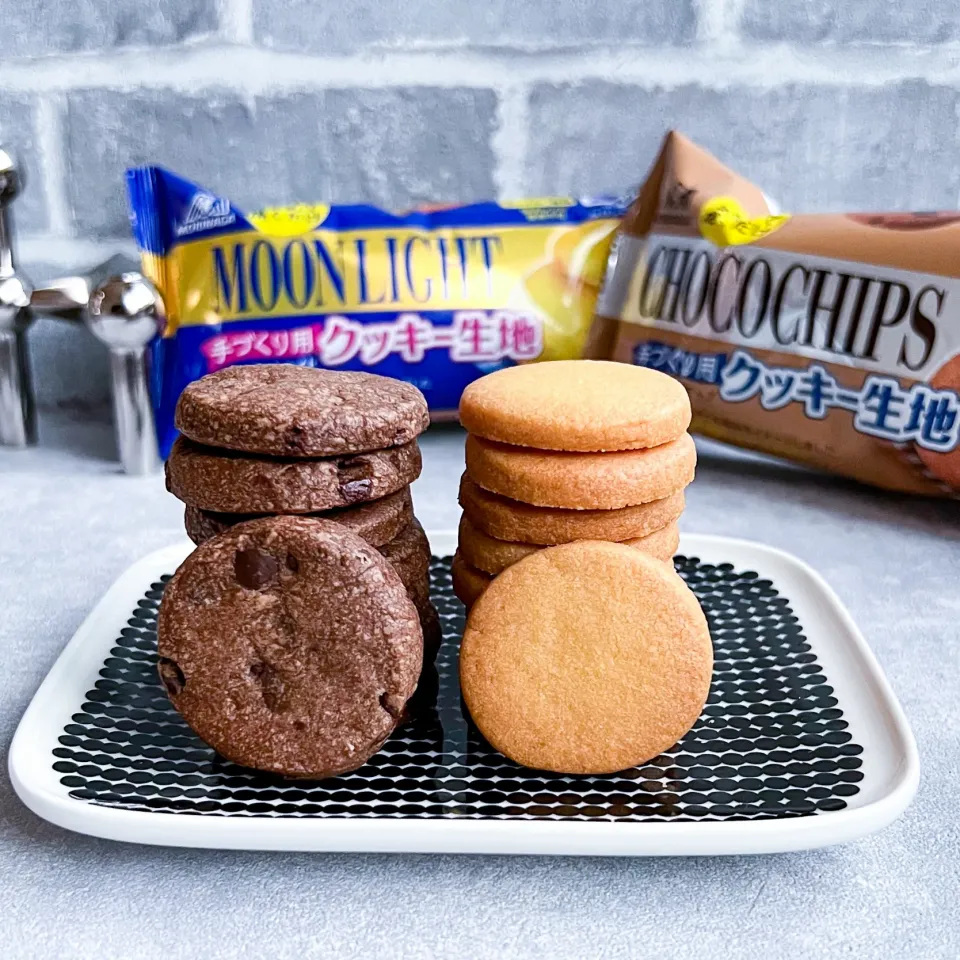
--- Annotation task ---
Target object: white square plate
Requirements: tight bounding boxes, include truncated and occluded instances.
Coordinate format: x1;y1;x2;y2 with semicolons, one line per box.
8;532;918;856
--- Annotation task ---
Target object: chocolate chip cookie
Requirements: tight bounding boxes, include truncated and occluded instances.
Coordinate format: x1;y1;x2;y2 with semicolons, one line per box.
175;364;430;457
419;602;442;662
183;487;414;548
157;516;423;779
185;502;431;612
378;519;431;611
166;436;422;514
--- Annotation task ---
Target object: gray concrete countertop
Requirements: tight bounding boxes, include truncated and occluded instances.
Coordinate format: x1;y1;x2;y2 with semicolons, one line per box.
1;414;956;960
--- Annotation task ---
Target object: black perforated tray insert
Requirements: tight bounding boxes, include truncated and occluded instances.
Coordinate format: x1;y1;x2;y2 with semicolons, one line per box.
52;555;863;821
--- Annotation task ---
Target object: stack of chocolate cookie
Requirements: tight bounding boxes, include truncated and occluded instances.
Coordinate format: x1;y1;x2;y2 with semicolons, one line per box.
452;360;695;607
165;364;438;645
157;365;441;779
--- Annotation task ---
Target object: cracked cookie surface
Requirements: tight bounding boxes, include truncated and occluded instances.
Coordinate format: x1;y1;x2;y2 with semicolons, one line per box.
175;364;429;456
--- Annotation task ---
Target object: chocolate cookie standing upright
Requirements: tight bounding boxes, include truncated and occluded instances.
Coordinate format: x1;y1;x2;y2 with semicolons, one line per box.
158;517;423;779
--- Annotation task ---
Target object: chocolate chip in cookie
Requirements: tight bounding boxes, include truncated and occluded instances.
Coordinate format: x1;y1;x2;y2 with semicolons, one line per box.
166;437;422;514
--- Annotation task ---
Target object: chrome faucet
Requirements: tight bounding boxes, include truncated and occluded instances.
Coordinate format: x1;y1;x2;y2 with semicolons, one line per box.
0;147;163;474
0;147;36;448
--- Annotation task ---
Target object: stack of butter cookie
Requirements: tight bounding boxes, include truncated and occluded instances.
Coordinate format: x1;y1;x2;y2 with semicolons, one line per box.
165;364;438;642
453;360;695;606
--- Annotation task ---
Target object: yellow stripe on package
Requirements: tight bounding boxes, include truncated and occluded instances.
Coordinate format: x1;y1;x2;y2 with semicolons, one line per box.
126;166;626;457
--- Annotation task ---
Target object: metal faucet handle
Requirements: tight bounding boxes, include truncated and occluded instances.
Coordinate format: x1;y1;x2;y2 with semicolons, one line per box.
87;270;164;351
29;275;89;322
86;271;164;475
0;141;163;471
21;253;163;474
0;274;32;327
30;254;141;323
0;146;36;447
0;147;22;202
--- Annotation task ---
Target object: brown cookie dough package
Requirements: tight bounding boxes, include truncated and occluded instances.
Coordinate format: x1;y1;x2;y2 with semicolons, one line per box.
588;130;960;496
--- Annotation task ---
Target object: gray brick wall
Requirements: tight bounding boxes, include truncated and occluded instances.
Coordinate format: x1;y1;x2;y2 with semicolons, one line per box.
0;96;47;232
0;0;218;58
2;0;960;415
65;87;498;237
741;1;960;45
527;80;960;211
253;0;697;54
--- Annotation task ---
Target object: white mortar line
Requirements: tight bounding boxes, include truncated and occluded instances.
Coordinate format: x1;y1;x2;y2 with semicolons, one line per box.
219;0;253;45
492;86;530;200
1;43;960;95
696;0;746;51
34;96;72;237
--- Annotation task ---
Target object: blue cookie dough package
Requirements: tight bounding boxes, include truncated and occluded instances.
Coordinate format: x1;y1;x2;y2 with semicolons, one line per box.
126;166;626;458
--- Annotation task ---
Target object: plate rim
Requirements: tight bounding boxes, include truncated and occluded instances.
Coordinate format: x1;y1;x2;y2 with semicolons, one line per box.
8;532;919;857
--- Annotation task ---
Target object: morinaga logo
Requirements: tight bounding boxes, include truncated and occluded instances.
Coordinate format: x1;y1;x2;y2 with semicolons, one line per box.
176;191;235;237
638;239;943;372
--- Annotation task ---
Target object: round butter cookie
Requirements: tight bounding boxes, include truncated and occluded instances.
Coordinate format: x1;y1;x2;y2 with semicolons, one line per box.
465;432;695;509
458;514;679;575
459;360;691;452
459;541;713;774
459;474;685;545
451;552;491;609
